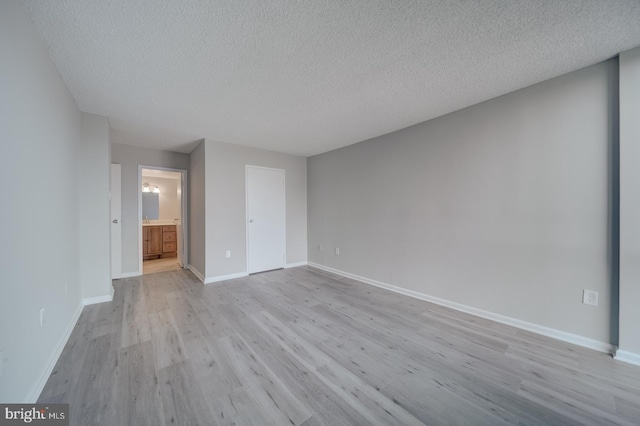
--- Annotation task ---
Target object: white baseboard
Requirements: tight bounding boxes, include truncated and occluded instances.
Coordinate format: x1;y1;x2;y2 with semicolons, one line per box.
205;271;249;284
285;261;308;268
307;262;616;355
82;294;113;306
115;271;142;279
24;302;84;402
186;265;248;284
615;350;640;367
187;265;205;282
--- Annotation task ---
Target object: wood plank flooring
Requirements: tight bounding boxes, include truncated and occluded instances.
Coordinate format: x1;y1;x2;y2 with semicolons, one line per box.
143;257;181;274
38;266;640;425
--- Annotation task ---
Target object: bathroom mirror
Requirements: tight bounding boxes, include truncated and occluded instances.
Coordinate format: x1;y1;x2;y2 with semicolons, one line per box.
142;192;159;220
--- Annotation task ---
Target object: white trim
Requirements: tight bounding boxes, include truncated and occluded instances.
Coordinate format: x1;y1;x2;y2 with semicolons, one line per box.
24;303;84;402
114;271;142;279
180;172;188;269
137;165;144;277
246;165;287;274
245;165;249;274
307;262;616;355
188;264;206;282
82;294;113;306
205;271;249;284
189;266;251;285
615;350;640;366
285;261;308;268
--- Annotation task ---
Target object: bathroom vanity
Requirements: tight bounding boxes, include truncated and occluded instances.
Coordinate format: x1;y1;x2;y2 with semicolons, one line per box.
143;224;177;259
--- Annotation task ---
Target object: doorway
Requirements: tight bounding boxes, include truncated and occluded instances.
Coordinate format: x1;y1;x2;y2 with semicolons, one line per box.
139;166;188;275
246;165;286;274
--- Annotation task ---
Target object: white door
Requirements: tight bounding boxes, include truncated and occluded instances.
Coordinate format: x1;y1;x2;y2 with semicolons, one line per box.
247;166;285;274
176;173;184;267
110;164;122;278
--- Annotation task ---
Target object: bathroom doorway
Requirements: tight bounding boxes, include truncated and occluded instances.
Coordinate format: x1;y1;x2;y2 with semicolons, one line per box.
139;166;188;275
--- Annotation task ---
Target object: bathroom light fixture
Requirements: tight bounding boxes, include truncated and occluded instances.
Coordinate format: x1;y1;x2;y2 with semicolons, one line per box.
142;183;160;193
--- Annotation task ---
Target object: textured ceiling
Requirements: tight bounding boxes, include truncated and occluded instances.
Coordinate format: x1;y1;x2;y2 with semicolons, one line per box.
22;1;640;157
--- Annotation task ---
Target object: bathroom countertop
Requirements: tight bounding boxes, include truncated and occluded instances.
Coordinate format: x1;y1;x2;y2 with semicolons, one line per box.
142;222;179;226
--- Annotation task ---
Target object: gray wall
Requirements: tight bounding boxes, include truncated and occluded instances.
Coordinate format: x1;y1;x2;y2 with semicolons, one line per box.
619;46;640;356
189;141;206;277
0;1;83;401
78;113;111;300
203;140;307;279
111;143;189;274
308;60;617;344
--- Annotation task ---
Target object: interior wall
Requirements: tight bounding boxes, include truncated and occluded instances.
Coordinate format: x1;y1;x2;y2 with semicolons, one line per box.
111;143;189;275
204;139;307;279
308;59;618;344
0;1;83;402
141;175;179;221
78;112;111;301
619;46;640;357
188;141;206;277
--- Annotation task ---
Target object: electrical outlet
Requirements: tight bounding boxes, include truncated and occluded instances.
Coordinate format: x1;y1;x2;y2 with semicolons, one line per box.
64;283;68;295
39;307;45;327
318;244;323;251
335;247;340;256
225;250;231;259
583;290;598;306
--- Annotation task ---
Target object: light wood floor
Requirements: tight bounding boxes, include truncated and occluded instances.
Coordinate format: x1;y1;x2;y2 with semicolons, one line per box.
143;256;181;274
38;267;640;425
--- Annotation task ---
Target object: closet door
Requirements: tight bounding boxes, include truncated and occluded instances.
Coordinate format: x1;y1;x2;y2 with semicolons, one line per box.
246;166;286;274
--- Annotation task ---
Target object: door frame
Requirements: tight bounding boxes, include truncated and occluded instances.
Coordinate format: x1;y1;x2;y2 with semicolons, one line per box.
138;165;189;274
245;165;287;274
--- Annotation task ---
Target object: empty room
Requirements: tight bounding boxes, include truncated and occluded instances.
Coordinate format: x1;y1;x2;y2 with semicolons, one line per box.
2;1;640;425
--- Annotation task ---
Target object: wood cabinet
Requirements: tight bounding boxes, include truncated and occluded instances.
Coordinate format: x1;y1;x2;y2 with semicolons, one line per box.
162;226;177;257
143;226;163;257
143;225;177;259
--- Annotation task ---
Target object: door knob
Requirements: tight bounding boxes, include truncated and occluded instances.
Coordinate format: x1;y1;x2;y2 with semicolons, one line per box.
112;219;119;224
249;219;253;223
